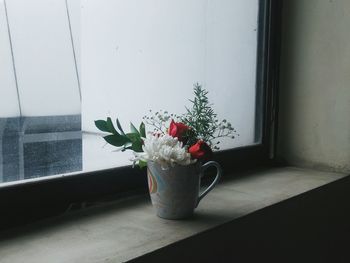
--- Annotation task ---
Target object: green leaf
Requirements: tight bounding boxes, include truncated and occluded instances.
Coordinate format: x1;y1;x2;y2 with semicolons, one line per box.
126;132;140;142
95;120;109;132
131;139;143;152
130;122;140;135
125;133;143;152
106;117;119;135
103;134;131;147
139;122;146;138
138;160;147;169
116;119;126;135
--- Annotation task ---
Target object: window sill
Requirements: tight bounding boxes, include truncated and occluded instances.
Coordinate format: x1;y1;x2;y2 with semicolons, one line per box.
0;166;347;263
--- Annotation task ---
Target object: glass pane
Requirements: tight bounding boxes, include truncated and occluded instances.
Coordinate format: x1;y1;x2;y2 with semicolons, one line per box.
5;0;80;116
0;0;262;184
0;0;20;117
82;0;260;171
0;0;81;184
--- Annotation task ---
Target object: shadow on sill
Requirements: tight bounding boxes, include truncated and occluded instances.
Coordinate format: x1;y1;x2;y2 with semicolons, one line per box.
129;175;350;263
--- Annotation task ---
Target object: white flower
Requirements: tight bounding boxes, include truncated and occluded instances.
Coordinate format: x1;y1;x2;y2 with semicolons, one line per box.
135;134;195;169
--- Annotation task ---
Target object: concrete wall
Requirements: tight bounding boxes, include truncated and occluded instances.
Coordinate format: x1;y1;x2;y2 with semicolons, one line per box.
278;0;350;173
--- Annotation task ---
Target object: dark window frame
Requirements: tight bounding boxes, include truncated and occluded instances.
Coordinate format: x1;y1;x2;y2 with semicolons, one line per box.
0;0;282;230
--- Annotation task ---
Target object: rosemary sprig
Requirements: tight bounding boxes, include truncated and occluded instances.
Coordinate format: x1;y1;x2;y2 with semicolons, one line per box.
181;83;237;150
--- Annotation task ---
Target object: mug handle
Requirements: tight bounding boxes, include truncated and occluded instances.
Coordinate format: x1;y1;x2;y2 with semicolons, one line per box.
196;161;222;207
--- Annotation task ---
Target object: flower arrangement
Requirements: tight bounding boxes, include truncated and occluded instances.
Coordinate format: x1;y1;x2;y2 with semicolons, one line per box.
95;83;237;169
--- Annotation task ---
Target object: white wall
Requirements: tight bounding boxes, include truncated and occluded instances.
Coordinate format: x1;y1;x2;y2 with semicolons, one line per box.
278;0;350;173
0;0;20;117
82;0;259;151
4;0;80;117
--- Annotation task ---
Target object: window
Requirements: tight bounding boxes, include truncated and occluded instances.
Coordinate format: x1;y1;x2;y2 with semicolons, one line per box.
0;0;281;227
0;0;81;184
82;0;264;171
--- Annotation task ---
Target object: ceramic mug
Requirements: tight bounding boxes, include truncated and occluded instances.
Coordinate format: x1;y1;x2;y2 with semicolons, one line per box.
147;161;222;219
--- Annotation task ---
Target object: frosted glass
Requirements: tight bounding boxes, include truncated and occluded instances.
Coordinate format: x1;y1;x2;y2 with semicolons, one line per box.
66;0;81;82
5;0;80;116
0;0;20;118
82;0;259;168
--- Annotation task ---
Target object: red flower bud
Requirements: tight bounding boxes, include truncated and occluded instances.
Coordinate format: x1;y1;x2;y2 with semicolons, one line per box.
168;120;190;141
188;140;212;160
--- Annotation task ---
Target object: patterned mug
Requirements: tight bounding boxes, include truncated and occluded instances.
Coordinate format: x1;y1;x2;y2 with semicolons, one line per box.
147;161;222;219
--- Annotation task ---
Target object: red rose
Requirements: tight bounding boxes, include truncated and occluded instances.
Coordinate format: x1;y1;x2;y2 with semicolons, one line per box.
188;140;212;160
168;120;190;141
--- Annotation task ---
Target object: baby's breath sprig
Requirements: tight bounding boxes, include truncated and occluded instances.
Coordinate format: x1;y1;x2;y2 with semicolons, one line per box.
142;110;180;134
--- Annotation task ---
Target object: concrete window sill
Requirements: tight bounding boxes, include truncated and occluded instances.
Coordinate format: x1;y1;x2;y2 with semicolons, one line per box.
0;166;347;263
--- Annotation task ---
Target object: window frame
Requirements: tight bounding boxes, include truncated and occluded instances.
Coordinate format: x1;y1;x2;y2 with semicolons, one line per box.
0;0;282;230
